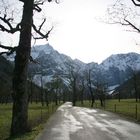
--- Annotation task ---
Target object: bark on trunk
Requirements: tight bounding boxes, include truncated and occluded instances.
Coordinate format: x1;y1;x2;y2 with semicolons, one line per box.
11;0;34;136
89;87;95;107
45;90;49;106
72;78;77;106
134;75;138;102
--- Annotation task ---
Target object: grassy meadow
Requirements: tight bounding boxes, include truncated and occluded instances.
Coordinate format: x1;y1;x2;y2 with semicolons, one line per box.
0;99;140;140
0;102;60;140
77;99;140;122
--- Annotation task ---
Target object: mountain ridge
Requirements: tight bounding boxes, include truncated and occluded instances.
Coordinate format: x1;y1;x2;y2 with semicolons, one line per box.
4;43;140;87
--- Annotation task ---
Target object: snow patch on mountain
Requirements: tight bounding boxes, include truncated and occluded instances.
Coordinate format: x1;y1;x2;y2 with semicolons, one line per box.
31;44;54;59
100;53;140;71
3;43;140;87
33;74;53;87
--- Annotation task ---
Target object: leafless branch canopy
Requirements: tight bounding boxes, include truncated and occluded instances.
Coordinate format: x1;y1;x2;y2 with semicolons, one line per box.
106;1;140;34
0;14;21;33
32;19;53;40
0;0;55;56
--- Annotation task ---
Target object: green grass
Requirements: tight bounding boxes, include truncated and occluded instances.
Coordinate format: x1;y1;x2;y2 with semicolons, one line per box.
0;102;61;140
77;99;140;122
0;104;12;140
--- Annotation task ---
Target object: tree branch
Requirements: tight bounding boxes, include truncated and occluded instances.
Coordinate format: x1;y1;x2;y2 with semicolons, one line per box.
39;18;46;31
0;44;17;55
29;56;39;64
0;14;21;34
33;1;46;12
131;0;140;6
19;0;26;2
0;44;16;50
33;0;60;12
0;51;8;55
124;19;140;33
0;44;39;62
33;5;42;12
32;22;53;40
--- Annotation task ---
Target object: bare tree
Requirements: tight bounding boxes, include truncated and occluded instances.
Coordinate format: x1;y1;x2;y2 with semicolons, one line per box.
95;81;107;107
51;75;63;105
78;78;85;105
130;68;140;102
86;69;95;107
70;68;78;106
106;0;140;34
0;0;58;136
133;71;138;102
106;0;140;102
66;62;79;106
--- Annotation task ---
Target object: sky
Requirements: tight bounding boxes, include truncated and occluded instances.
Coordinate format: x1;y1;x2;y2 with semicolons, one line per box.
0;0;140;63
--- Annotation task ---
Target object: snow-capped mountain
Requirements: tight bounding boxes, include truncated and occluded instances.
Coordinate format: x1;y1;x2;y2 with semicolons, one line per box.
29;44;87;86
100;53;140;71
4;43;140;87
99;53;140;86
31;44;54;59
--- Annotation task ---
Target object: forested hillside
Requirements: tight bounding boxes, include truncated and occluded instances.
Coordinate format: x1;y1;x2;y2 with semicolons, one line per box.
0;56;13;103
0;56;42;103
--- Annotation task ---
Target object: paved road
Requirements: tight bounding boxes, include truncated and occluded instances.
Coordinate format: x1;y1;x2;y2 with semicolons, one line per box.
36;102;140;140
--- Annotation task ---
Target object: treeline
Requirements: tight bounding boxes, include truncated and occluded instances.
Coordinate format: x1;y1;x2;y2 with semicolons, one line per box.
0;55;109;107
112;71;140;102
1;55;140;107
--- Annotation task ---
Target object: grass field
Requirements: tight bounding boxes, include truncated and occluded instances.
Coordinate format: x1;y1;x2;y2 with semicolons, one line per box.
0;102;61;140
1;99;139;139
77;99;140;122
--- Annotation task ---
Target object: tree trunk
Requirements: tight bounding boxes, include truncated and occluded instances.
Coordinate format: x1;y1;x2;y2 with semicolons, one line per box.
89;87;95;107
45;91;49;106
11;0;33;136
80;86;84;105
118;93;121;102
134;80;138;102
54;91;58;106
72;78;77;106
133;73;138;102
81;93;84;105
88;70;95;108
63;92;66;103
100;99;103;107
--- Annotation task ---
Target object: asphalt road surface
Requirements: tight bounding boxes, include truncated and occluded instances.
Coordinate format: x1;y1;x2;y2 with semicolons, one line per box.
36;102;140;140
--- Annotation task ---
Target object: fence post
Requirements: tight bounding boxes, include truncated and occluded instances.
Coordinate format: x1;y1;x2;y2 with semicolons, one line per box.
136;104;137;120
114;104;116;112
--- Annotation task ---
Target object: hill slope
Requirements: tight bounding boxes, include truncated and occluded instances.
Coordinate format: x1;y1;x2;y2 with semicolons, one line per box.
5;44;140;87
28;44;140;87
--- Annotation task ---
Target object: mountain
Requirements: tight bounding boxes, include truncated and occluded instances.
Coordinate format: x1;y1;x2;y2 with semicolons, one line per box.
100;53;140;71
99;53;140;86
29;44;88;86
29;44;140;87
5;43;140;88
